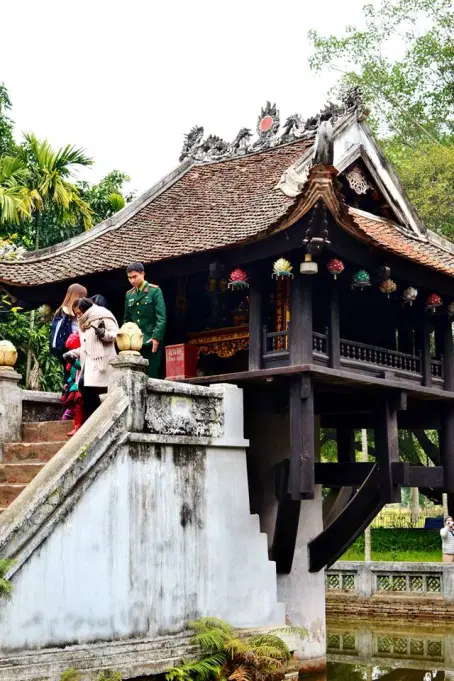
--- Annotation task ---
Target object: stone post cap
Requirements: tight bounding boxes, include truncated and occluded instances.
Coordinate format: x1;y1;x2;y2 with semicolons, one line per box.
110;354;149;372
0;366;21;382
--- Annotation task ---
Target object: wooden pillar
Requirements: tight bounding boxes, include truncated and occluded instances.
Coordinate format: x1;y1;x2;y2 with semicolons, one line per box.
443;318;454;392
248;274;262;372
374;399;400;503
418;318;432;387
289;375;314;500
398;322;414;355
440;406;454;494
289;274;313;365
337;426;355;463
328;285;340;369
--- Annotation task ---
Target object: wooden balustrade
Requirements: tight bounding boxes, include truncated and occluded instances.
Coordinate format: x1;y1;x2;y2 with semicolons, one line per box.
261;326;444;383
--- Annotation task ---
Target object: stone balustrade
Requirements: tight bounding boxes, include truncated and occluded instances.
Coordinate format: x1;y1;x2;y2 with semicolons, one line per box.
326;560;452;600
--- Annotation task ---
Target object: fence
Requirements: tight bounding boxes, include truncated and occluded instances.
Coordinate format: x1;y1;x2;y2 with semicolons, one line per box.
326;561;454;601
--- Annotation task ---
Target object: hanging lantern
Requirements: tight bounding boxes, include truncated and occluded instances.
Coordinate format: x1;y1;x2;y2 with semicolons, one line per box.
379;279;397;298
272;258;294;280
228;267;249;290
351;269;371;290
426;293;442;313
376;265;391;282
448;302;454;318
300;253;318;275
326;258;345;280
402;286;418;306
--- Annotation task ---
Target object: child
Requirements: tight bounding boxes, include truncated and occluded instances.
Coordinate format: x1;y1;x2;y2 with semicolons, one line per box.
61;332;84;437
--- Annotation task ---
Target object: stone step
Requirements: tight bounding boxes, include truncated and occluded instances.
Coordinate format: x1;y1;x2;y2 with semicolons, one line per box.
22;420;73;443
0;484;27;507
3;441;64;463
0;463;44;484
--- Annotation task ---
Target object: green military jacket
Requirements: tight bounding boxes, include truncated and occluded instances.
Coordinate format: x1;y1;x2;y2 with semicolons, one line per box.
123;283;166;344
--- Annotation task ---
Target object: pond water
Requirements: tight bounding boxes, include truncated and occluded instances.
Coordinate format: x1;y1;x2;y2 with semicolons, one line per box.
305;618;454;680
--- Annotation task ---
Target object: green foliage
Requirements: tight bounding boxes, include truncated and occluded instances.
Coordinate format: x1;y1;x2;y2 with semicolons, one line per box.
0;558;14;600
97;671;122;681
0;309;62;392
0;83;132;251
341;528;441;561
166;618;305;681
60;669;81;681
383;139;454;237
78;170;133;226
0;83;16;156
308;0;454;144
308;0;454;238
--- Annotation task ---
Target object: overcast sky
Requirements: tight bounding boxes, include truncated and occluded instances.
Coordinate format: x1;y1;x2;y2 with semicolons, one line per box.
1;0;375;195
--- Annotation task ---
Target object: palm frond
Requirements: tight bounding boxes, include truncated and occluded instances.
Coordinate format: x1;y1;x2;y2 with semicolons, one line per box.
189;618;234;636
227;664;251;681
166;654;224;681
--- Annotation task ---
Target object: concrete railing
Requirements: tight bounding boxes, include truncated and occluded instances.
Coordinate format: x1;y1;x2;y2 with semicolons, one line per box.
326;561;454;601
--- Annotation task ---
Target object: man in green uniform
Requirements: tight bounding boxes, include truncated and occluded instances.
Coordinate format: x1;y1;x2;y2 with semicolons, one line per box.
123;262;166;378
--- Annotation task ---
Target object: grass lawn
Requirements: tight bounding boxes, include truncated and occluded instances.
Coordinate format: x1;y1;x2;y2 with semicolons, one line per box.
340;548;441;562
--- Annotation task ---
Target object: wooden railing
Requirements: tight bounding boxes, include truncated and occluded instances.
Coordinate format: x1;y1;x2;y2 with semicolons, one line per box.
262;327;444;381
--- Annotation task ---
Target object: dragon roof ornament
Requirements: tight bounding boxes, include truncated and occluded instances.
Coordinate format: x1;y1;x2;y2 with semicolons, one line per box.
179;87;366;164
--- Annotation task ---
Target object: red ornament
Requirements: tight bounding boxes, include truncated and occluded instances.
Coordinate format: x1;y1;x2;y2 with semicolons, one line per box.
259;116;274;133
327;258;345;280
426;293;442;312
228;268;249;290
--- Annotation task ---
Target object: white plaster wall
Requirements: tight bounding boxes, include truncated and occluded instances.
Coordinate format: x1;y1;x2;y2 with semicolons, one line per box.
0;441;283;651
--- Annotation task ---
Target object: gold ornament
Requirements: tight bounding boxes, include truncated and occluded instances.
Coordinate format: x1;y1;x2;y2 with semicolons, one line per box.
0;340;18;367
116;322;144;354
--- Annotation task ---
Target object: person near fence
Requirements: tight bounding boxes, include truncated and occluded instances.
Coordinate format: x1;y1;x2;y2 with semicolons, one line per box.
123;262;166;378
64;297;119;419
440;516;454;563
50;282;88;420
61;331;84;436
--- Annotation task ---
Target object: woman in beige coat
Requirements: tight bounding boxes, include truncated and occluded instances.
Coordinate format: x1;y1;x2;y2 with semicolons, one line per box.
68;297;119;418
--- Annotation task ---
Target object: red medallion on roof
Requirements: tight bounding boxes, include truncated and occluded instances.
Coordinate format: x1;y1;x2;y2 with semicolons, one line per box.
259;115;274;133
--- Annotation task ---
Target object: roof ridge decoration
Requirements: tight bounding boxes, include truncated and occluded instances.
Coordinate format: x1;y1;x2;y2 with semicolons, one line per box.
179;87;366;164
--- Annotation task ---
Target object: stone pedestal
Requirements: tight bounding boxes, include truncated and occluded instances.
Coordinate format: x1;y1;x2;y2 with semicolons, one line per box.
109;354;148;431
0;366;22;459
277;486;326;668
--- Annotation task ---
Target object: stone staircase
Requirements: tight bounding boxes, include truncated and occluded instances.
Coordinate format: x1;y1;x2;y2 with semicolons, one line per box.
0;421;73;512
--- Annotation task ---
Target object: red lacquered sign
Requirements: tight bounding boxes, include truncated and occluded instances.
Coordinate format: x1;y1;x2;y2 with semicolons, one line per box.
165;344;198;380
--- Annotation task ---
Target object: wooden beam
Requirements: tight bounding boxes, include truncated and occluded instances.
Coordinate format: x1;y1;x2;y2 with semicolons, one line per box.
289;375;315;500
315;462;373;487
271;459;301;574
328;284;340;369
391;462;444;488
374;399;400;503
248;273;262;372
185;362;454;400
337;426;355;463
440;406;454;494
309;463;385;571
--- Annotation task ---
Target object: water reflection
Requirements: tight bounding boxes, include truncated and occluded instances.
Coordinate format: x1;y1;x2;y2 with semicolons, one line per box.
315;619;454;680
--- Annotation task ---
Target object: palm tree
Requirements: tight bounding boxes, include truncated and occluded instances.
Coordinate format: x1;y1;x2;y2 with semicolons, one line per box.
20;133;94;249
0;155;40;225
166;618;305;681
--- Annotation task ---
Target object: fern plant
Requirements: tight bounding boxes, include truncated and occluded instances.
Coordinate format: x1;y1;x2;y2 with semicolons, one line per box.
166;618;305;681
60;669;81;681
0;559;14;600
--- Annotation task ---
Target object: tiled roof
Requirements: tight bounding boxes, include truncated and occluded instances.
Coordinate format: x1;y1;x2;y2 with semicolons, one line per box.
350;209;454;277
0;140;313;287
0;138;453;288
